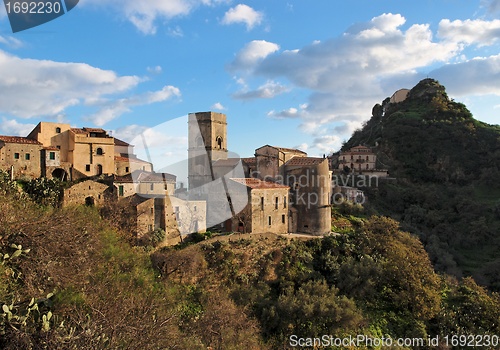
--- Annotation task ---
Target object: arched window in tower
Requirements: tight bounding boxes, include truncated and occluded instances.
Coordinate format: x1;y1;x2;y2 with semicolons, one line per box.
216;136;223;150
96;147;103;155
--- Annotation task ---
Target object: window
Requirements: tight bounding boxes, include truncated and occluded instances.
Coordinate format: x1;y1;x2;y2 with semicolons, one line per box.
118;185;124;196
216;136;223;149
150;183;154;191
282;215;286;224
150;208;154;214
148;224;153;231
14;153;19;159
275;197;279;210
96;148;103;155
97;164;103;175
85;164;90;172
125;166;129;173
261;197;264;210
55;127;61;133
366;164;369;169
268;216;272;226
283;196;287;208
56;145;61;149
25;153;30;160
49;152;55;160
194;205;197;212
366;155;369;161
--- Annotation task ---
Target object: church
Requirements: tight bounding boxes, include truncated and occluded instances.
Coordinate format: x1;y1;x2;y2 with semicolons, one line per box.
187;111;332;236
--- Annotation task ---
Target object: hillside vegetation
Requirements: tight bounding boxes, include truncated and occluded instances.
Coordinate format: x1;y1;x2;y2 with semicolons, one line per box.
1;176;500;349
344;79;500;291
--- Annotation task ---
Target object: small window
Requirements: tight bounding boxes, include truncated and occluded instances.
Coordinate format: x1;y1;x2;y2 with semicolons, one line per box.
148;224;153;231
150;183;154;191
125;166;129;173
150;208;154;214
118;185;124;196
85;164;91;172
55;127;61;133
194;205;197;212
14;153;19;159
49;152;55;160
282;214;286;224
275;197;279;210
25;153;30;160
261;197;264;210
283;196;287;208
268;216;272;226
96;148;103;155
56;145;61;149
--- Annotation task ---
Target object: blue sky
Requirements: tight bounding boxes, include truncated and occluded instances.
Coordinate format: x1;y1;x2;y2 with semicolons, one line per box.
0;0;499;160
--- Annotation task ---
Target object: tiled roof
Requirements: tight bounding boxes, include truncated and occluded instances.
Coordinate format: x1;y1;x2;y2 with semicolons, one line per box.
43;146;59;150
114;156;151;164
231;178;289;189
83;127;107;133
114;138;131;147
255;144;307;155
114;170;176;183
0;135;42;145
70;128;86;134
285;157;326;166
241;157;256;165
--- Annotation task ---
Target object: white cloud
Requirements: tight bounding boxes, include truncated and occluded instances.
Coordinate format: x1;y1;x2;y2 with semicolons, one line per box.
229;40;280;72
233;80;289;100
438;19;500;47
0;50;140;119
482;0;500;13
311;135;341;153
0;118;36;136
167;25;184;37
221;4;263;30
211;102;226;110
86;85;181;126
83;0;225;34
0;36;23;49
230;13;497;153
147;65;162;74
432;55;500;96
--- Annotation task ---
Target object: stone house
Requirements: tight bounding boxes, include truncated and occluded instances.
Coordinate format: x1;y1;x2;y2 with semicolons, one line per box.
227;178;289;234
62;179;114;207
0;136;42;180
337;145;389;177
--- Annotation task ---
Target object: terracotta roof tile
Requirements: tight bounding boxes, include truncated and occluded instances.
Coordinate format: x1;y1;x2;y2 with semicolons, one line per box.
114;156;151;164
114;138;132;147
285;157;326;166
0;135;42;145
241;157;256;164
230;178;289;189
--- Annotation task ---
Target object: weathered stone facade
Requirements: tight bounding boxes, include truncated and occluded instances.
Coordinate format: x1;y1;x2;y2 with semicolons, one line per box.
0;136;43;180
63;180;114;207
228;178;289;234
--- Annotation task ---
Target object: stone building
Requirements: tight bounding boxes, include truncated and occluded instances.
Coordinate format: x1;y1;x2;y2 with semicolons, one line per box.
254;145;306;180
0;121;154;181
284;157;331;235
337;145;388;177
63;179;114;207
187;111;332;235
0;136;42;180
227;178;289;234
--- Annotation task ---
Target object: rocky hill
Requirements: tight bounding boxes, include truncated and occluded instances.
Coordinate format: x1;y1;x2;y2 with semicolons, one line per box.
344;78;500;290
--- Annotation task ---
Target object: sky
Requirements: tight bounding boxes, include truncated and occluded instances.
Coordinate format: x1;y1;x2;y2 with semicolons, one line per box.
0;0;499;160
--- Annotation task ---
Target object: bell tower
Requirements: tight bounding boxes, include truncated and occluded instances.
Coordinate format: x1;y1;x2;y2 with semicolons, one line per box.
188;111;228;192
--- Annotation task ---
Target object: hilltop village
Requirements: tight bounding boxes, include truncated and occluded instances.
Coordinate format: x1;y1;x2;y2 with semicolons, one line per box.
0;111;390;243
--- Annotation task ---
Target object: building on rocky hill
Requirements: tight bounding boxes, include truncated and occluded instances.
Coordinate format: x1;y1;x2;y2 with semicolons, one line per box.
336;145;388;177
0;136;43;180
0;121;153;181
226;178;289;234
187;111;332;235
